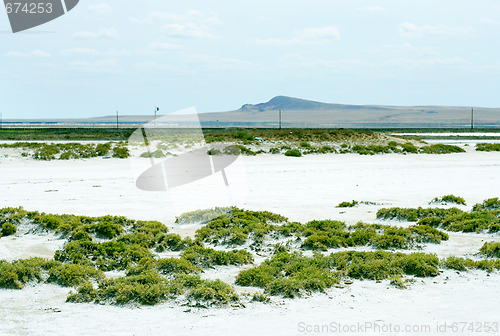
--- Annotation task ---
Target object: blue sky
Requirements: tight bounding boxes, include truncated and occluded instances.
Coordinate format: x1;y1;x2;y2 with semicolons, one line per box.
1;0;500;119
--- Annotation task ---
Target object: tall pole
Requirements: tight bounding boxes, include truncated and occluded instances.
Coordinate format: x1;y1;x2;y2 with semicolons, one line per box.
116;110;119;129
154;106;157;128
471;107;474;130
279;109;282;130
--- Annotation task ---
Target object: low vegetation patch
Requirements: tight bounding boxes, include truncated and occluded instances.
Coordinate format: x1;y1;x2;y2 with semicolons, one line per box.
430;195;466;206
377;198;500;233
235;250;441;298
479;242;500;258
476;143;500;152
0;142;129;160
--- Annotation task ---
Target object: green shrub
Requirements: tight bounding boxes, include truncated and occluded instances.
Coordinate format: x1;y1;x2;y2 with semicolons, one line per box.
476;143;500;152
284;149;302;157
472;198;500;211
181;246;253;267
112;146;130;158
47;263;104;287
156;258;201;275
336;200;359;208
300;142;312;148
430;195;466;206
420;144;465;154
140;150;165;158
1;222;17;236
479;242;500;258
401;143;418;153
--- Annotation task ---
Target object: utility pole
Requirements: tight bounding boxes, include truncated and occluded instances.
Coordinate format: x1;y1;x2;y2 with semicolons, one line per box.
279;109;282;130
154;106;159;128
471;107;474;130
116;110;119;129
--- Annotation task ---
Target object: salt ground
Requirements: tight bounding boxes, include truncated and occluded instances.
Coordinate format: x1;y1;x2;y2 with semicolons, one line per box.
1;147;499;335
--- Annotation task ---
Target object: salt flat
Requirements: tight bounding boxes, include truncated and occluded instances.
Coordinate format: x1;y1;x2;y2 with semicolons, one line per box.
1;150;499;335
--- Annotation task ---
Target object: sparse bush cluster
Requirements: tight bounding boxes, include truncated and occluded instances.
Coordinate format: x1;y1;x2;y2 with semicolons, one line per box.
0;142;129;160
195;208;288;246
420;144;465;154
476;143;500;152
377;198;500;233
336;200;359;208
479;242;500;258
235;250;441;298
430;195;467;206
280;220;448;251
0;257;103;290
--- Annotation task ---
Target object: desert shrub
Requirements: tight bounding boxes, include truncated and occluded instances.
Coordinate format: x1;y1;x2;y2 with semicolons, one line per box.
140;149;165;158
336;200;359;208
54;241;153;271
194;209;287;246
441;211;500;233
252;292;270;302
236;251;339;298
82;269;172;305
181;246;253;268
47;263;103;287
472;198;500;211
420;144;465;154
186;278;239;305
401;143;418;153
0;258;58;289
476;143;500;152
175;207;234;224
479;242;500;258
112;146;130;158
59;151;80;160
33;145;61;160
300;142;311;148
95;143;112;156
66;281;98;303
156;258;201;275
430;195;466;206
441;256;500;272
269;147;280;154
409;225;449;243
207;148;222;156
235;145;256;156
376;207;463;222
417;216;443;228
284;149;302;157
1;222;17;236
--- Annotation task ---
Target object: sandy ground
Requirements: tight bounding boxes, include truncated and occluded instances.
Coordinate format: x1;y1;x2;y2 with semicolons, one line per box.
1;148;500;335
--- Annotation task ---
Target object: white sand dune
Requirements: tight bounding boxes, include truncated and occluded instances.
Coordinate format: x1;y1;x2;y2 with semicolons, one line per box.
1;149;499;335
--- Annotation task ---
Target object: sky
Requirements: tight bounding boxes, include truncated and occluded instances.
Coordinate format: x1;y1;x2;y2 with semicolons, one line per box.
1;0;500;119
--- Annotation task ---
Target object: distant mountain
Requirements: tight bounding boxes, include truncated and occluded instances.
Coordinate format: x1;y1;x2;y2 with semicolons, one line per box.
239;96;388;112
4;96;499;128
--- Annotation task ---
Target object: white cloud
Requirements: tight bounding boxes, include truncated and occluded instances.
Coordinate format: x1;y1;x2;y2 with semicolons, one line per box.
74;28;119;39
88;4;111;14
69;59;122;74
60;48;131;57
280;53;362;70
253;25;340;45
481;18;500;25
5;50;51;58
149;42;182;51
398;22;473;37
162;22;215;39
134;62;181;73
131;10;221;39
388;56;467;68
359;6;385;12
